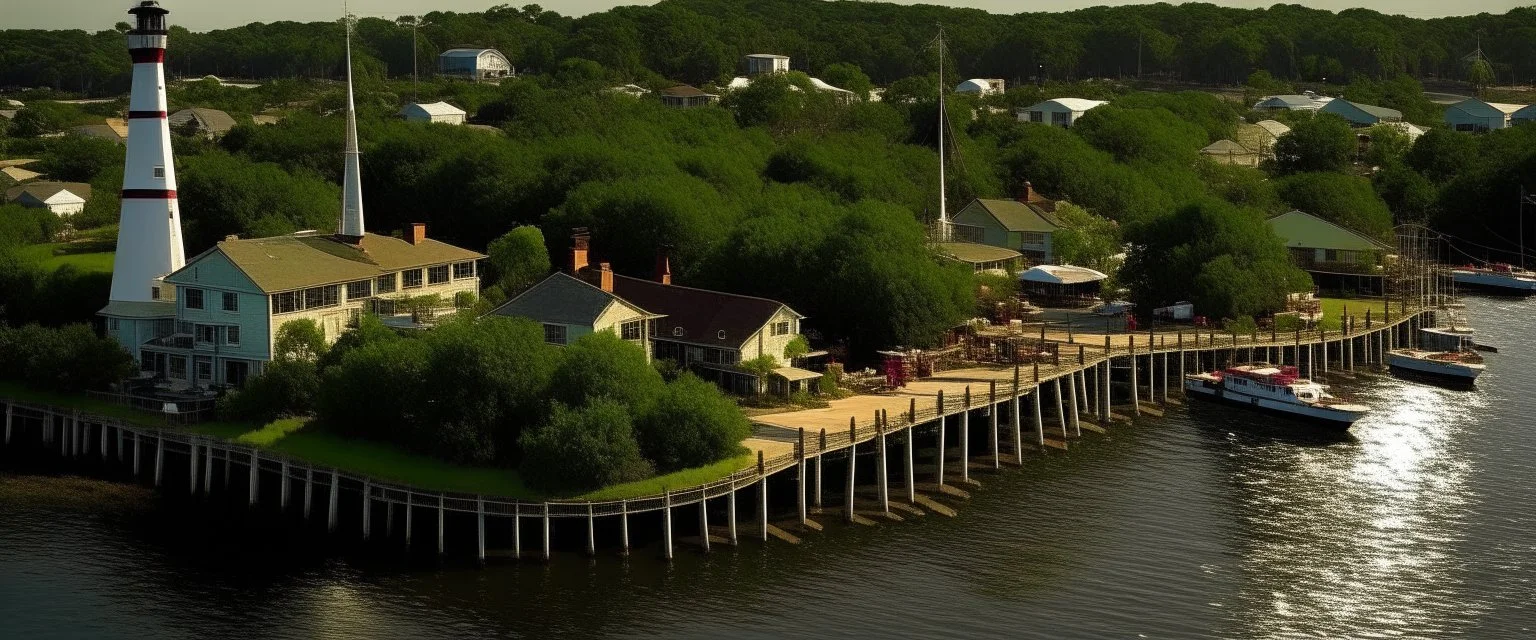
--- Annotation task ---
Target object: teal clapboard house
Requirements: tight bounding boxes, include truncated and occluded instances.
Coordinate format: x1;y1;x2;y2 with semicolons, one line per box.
949;192;1065;265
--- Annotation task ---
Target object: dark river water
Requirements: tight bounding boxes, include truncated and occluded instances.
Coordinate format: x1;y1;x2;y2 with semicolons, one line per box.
3;296;1534;639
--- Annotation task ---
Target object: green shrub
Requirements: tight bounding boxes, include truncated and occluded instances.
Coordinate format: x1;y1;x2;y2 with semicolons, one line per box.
520;399;652;493
635;373;751;472
0;323;134;392
216;359;319;422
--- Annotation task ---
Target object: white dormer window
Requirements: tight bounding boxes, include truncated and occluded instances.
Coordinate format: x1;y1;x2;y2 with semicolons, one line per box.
672;326;684;337
153;166;165;179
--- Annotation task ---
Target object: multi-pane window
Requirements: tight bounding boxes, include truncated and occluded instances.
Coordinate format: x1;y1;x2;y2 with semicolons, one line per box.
272;291;299;314
196;359;212;381
346;280;372;301
222;292;238;311
226;326;241;346
108;317;121;331
770;321;790;336
543;324;567;345
151;286;161;300
169;356;187;379
453;261;475;279
184;288;204;309
428;265;449;285
153;166;165;179
402;269;424;289
1020;232;1047;246
621;321;643;341
376;274;397;294
195;325;216;344
302;285;341;309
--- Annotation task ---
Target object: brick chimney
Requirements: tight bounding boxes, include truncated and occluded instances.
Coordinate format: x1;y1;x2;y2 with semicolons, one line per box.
655;247;672;285
1017;181;1034;204
597;262;613;292
571;228;590;274
405;223;426;245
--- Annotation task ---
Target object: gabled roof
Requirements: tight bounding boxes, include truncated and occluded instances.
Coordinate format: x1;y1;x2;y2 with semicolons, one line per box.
745;53;789;60
1320;99;1401;122
1024;98;1107;112
1255;95;1320;109
661;84;716;98
401;101;466;117
1201;139;1253;154
611;275;802;348
1254;120;1291;138
6;181;91;203
169;108;236;134
966;198;1064;233
486;272;650;327
166;231;485;293
440;48;503;58
1514;105;1536;120
1448;98;1527;117
1019;264;1107;285
1266;210;1392;253
0;166;42;182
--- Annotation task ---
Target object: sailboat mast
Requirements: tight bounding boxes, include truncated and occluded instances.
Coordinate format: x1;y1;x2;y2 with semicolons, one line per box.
937;25;948;241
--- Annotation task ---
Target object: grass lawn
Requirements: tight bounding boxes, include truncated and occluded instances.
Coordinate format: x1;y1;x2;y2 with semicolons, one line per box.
18;243;115;274
1318;296;1396;331
3;382;750;501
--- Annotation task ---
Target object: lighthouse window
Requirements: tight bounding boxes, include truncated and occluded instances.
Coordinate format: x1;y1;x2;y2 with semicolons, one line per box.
153;166;165;179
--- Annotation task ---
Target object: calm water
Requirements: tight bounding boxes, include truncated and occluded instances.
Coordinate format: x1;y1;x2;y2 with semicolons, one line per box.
3;297;1534;639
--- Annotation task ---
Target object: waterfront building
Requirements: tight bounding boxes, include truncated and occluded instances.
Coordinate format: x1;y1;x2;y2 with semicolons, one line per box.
1015;98;1107;128
1266;210;1391;295
438;48;514;81
4;181;90;216
400;101;467;125
1318;99;1402;127
1444;98;1526;132
168;107;236;138
949;189;1064;265
487;270;658;354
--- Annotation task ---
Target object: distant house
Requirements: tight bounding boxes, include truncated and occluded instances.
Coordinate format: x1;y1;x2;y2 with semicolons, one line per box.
1235;120;1290;158
70;120;127;143
1267;210;1392;294
486;271;656;354
660;84;719;108
1318;99;1401;127
439;48;513;82
727;54;855;102
608;84;651;98
956;78;1005;96
950;189;1064;264
5;181;91;216
1;165;42;183
1200;139;1260;167
1016;98;1107;128
937;241;1022;273
1253;94;1331;111
744;53;790;76
399;101;466;125
168;108;236;138
1444;98;1526;132
1514;104;1536;126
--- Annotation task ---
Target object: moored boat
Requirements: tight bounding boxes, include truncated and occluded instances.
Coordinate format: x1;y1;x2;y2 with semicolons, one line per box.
1183;364;1369;429
1387;348;1485;382
1448;264;1536;294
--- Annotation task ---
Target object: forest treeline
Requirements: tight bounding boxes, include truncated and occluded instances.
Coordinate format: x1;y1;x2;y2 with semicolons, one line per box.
3;0;1535;94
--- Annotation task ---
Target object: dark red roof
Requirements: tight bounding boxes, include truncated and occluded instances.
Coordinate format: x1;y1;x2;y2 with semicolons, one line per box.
611;274;798;347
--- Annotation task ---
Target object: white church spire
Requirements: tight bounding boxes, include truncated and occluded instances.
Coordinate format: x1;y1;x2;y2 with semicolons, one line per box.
337;2;365;242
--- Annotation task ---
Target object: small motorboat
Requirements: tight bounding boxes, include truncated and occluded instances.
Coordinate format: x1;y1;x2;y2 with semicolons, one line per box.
1184;364;1369;430
1387;348;1485;382
1448;264;1536;294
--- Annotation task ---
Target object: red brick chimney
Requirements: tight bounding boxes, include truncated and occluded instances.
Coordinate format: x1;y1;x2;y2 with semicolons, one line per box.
1016;181;1034;204
405;223;426;245
597;262;613;292
570;229;590;274
655;247;672;285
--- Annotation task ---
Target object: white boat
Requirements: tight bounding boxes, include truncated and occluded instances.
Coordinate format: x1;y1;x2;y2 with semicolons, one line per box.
1387;349;1485;382
1184;364;1369;429
1449;264;1536;294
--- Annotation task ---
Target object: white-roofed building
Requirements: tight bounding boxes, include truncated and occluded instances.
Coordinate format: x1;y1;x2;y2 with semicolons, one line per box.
727;54;854;102
1514;104;1536;126
956;78;1005;96
745;54;790;76
438;48;513;82
5;181;91;216
1253;94;1331;111
1318;99;1402;127
1444;98;1527;132
1380;121;1426;142
1016;98;1108;128
399;101;467;125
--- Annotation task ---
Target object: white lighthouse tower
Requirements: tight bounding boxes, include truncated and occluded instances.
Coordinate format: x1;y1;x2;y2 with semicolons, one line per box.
108;0;186;304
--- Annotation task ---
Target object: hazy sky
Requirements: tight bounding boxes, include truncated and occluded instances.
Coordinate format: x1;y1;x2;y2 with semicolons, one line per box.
8;0;1527;31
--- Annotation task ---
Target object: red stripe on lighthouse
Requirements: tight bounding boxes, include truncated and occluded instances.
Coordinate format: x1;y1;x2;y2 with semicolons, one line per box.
121;189;178;199
127;110;167;119
129;48;166;63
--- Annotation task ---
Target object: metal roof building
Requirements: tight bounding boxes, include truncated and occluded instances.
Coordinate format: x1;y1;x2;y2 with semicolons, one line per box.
1444;98;1527;132
439;48;513;82
1318;99;1402;126
399;101;467;125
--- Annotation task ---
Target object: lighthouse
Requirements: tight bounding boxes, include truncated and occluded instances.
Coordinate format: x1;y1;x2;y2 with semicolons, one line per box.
107;1;186;304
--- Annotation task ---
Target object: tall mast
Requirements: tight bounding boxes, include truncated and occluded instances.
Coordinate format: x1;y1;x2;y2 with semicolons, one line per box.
937;25;948;241
338;0;365;242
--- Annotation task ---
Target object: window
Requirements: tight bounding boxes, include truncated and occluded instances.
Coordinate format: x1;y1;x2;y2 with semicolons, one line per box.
1020;232;1047;246
1051;111;1070;126
151;286;161;300
402;269;424;289
185;288;204;309
271;291;299;314
672;326;684;337
176;321;193;334
108;317;121;331
169;356;187;380
621;320;643;341
770;321;790;336
303;285;340;309
346;280;372;301
222;292;238;312
153;165;165;179
195;325;216;344
453;261;475;279
1030;110;1043;123
543;324;567;345
376;274;397;294
226;326;241;346
1324;249;1339;262
428;265;450;285
196;358;212;381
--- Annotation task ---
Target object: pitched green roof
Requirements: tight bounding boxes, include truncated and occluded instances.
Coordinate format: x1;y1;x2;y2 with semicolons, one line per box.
167;232;485;293
487;272;650;327
1266;210;1392;253
969;198;1063;233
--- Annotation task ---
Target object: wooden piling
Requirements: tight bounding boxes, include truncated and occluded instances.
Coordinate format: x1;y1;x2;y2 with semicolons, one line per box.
698;494;712;552
303;466;313;520
845;424;857;523
728;485;738;545
934;392;946;485
620;501;629;555
1067;372;1081;436
876;413;889;515
959;388;970;483
1032;388;1045;447
663;490;675;560
758;454;769;543
1129;337;1141;416
542;503;552;560
1053;378;1067;438
132;432;141;476
905;424;916;503
328;472;340;533
248;450;260;507
280;460;290;509
189;439;199;495
361;479;371;540
405;493;413;547
153;435;164;487
3;402;10;446
1011;394;1023;464
815;428;826;509
476;497;486;562
588;502;597;556
989;381;1000;469
797;427;808;526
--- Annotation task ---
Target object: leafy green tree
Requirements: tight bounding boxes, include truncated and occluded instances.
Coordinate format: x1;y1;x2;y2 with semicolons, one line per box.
485;225;551;294
274;319;326;362
1362;123;1412;168
217;359;319;422
635;372;750;471
1372;163;1438;222
36;135;122;182
819;63;873;101
1276;172;1394;239
1467;58;1495;92
1049;202;1122;268
1273;114;1355;174
519;399;652;493
1405;128;1477;183
420;317;560;463
175;151;339;251
0;323;134;392
549;330;664;411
